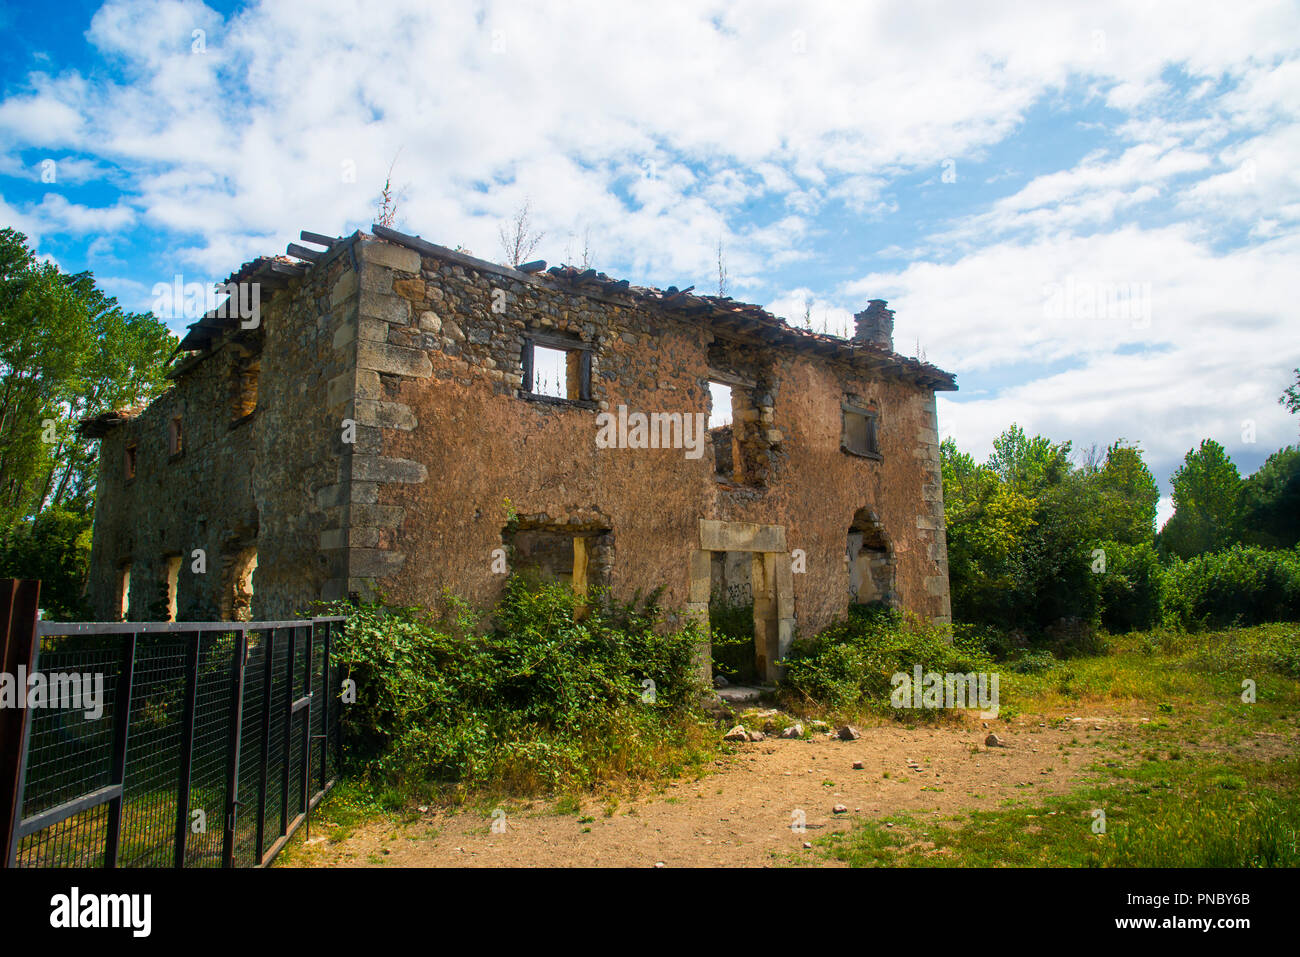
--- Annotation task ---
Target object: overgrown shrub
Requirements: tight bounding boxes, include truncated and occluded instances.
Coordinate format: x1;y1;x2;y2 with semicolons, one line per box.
779;605;995;715
326;576;708;793
1161;545;1300;631
1096;540;1164;633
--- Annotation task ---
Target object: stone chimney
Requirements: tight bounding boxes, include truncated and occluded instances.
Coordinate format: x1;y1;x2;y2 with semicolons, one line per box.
853;299;894;351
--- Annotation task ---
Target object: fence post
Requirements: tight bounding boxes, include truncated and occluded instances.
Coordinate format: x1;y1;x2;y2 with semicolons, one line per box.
1;579;41;868
103;632;137;868
319;619;330;792
172;634;200;867
299;625;313;817
279;626;295;838
255;627;275;864
221;628;248;868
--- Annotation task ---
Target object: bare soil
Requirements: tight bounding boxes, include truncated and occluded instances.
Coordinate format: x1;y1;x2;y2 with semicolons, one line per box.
282;715;1136;868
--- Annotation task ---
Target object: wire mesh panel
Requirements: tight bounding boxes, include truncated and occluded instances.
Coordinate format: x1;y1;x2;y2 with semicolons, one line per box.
265;628;289;846
4;617;344;869
231;634;267;868
311;624;327;794
181;630;236;866
17;638;120;816
117;634;191;867
14;800;112;868
13;635;123;867
285;624;309;826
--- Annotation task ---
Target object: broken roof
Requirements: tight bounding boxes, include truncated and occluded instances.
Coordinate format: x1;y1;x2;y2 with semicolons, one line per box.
109;222;953;436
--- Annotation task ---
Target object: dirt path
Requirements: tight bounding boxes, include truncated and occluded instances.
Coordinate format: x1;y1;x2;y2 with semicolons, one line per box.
283;716;1128;868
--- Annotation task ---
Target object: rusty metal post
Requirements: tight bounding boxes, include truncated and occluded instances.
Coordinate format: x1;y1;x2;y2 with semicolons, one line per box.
1;580;41;867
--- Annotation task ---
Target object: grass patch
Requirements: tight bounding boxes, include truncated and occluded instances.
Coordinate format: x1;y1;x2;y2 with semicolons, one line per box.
816;752;1300;867
810;621;1300;868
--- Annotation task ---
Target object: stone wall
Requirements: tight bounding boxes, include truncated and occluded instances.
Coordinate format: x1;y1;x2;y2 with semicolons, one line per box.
252;241;360;618
345;236;952;646
86;242;360;621
87;335;262;621
86;231;952;651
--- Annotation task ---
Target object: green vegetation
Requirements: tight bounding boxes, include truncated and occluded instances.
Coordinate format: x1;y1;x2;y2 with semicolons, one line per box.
325;576;715;800
0;227;175;613
942;416;1300;639
807;621;1300;867
1162;545;1300;631
779;604;996;718
709;592;757;684
0;506;93;619
942;429;1159;634
1159;438;1244;559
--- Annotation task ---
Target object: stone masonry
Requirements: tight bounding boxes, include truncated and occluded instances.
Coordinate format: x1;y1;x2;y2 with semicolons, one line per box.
81;227;957;681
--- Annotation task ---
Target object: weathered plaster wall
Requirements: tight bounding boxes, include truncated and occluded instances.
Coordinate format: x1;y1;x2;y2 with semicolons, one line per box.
347;239;952;644
86;232;951;646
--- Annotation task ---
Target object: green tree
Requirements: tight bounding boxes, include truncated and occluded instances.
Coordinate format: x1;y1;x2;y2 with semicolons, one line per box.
1159;439;1242;559
941;437;1039;627
0;229;89;527
0;507;93;619
943;429;1162;634
1236;446;1300;549
1092;440;1160;545
0;228;174;529
1281;368;1299;420
987;423;1071;489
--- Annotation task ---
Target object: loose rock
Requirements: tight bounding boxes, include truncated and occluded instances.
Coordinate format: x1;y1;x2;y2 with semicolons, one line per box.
985;732;1005;747
837;725;861;741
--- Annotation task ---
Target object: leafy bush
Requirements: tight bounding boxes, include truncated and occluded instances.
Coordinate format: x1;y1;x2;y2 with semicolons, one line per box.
327;576;708;793
1096;541;1164;633
0;507;93;619
1161;545;1300;631
779;605;995;715
1008;648;1057;675
709;592;756;684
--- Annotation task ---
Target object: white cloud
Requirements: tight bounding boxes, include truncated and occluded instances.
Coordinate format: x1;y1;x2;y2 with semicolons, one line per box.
2;0;1295;275
1;0;1298;494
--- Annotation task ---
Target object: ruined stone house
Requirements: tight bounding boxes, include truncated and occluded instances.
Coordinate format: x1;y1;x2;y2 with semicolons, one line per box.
79;226;957;680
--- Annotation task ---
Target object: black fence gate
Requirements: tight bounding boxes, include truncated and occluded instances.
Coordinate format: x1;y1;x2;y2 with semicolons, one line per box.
1;579;345;868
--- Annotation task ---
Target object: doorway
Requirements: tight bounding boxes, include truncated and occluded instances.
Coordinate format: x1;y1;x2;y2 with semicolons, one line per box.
688;520;795;684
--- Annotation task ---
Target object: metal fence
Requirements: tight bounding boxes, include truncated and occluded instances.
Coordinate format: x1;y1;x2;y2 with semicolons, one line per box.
1;579;345;868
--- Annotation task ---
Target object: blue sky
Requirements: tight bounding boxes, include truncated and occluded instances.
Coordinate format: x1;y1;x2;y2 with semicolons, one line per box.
2;0;1298;527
